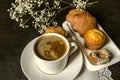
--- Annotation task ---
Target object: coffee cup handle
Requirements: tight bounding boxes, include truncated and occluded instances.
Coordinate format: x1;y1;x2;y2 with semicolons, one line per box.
69;42;78;55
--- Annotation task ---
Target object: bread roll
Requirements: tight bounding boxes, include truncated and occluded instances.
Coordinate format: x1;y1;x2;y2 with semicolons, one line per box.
66;9;97;36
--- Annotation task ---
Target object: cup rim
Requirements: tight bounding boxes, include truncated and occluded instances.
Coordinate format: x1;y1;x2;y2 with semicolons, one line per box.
33;33;70;62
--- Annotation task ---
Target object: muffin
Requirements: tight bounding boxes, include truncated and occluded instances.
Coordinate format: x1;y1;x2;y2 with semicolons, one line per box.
66;9;97;36
84;29;107;50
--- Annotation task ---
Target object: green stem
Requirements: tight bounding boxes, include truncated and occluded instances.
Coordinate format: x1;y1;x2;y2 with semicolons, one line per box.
49;5;72;24
22;16;32;25
59;0;71;5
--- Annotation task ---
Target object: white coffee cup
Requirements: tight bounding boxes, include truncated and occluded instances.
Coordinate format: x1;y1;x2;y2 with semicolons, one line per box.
32;33;78;74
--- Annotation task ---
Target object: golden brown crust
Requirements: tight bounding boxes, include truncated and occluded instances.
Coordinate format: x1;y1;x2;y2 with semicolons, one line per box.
84;29;107;50
66;9;97;36
66;9;84;25
89;49;112;65
44;26;68;37
44;27;57;33
89;53;98;64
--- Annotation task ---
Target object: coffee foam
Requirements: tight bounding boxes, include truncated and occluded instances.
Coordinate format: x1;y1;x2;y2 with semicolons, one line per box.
35;35;68;60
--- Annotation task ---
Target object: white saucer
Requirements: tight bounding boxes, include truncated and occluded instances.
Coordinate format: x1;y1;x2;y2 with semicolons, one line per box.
20;38;83;80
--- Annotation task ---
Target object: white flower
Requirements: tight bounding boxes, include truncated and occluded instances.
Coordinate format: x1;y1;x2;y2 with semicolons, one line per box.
8;0;98;34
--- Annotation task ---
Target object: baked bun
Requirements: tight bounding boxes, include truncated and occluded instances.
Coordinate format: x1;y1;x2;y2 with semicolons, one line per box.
66;9;83;25
66;9;97;36
84;29;107;50
89;49;112;65
44;26;68;37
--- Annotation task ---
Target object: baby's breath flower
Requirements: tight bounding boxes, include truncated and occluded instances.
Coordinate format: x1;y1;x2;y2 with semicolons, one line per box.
72;0;98;10
8;0;98;34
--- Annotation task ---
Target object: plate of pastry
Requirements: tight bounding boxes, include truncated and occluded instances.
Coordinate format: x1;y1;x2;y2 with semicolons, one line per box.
62;8;120;71
63;21;120;71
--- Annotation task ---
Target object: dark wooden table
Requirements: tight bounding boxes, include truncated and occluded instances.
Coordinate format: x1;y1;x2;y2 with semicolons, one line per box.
0;0;120;80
